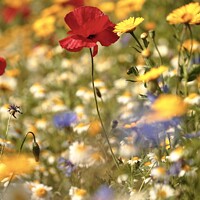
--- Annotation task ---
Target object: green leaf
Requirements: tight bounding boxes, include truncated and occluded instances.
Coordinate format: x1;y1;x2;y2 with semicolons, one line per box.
188;65;200;81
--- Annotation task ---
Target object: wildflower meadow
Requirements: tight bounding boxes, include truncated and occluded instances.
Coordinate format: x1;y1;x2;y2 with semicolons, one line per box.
0;0;200;199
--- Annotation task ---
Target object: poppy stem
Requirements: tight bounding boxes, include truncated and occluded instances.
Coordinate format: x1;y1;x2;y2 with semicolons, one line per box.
89;48;119;169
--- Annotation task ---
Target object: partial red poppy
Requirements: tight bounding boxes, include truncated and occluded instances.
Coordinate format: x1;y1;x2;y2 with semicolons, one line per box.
0;57;7;76
59;6;119;57
2;6;30;23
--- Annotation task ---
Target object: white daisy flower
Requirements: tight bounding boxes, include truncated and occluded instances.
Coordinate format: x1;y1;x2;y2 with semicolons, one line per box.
69;141;94;167
69;186;88;200
151;167;167;180
29;183;52;200
149;184;175;200
168;146;184;162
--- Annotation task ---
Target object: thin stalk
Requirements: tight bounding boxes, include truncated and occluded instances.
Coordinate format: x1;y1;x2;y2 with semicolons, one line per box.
138;162;156;192
0;114;12;158
89;48;119;169
177;25;187;95
130;31;144;51
152;37;163;66
2;131;38;198
181;24;193;97
19;131;37;154
186;24;193;67
181;24;194;97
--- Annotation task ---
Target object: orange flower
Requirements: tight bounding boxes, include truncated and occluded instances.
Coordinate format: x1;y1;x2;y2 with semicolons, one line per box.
166;2;200;25
115;0;146;20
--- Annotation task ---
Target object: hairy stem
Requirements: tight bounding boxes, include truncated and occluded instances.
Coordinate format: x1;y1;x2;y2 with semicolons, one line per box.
89;48;119;168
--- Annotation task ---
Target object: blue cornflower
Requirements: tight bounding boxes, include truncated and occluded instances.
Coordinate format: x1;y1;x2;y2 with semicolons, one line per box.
57;157;76;177
53;112;77;128
168;161;183;176
92;185;114;200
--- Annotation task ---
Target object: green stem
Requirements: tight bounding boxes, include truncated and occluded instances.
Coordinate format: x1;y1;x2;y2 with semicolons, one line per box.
182;24;193;97
138;162;156;192
186;24;193;69
89;48;119;169
176;25;187;95
152;37;163;66
130;31;144;51
2;131;38;198
0;114;12;158
19;131;37;154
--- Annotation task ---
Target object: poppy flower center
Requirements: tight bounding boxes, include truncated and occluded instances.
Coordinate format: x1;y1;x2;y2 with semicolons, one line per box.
87;34;96;39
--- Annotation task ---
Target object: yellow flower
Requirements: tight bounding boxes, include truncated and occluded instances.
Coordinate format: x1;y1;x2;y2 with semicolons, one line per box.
166;2;200;25
3;0;31;8
0;154;37;180
114;17;144;36
88;120;101;136
136;66;168;82
182;39;200;52
149;94;188;121
33;16;56;38
41;4;63;17
115;0;146;20
5;69;20;77
98;2;115;13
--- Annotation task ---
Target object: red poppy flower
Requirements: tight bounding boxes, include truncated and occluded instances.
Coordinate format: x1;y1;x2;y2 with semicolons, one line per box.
2;5;30;23
0;57;6;76
59;6;119;57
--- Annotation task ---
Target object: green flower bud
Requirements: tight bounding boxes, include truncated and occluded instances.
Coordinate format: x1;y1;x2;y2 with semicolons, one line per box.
32;141;40;162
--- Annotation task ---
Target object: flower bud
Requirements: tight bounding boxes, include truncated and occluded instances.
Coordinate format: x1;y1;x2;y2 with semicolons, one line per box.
111;120;118;129
140;32;149;48
142;49;151;58
95;87;102;98
147;80;159;93
32;141;40;162
140;32;148;39
149;30;155;39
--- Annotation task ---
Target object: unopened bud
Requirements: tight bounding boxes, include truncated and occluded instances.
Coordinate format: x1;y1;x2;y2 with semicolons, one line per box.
140;32;149;48
147;80;159;93
142;49;151;58
149;30;155;39
111;120;118;129
32;141;40;162
95;87;102;98
140;32;148;40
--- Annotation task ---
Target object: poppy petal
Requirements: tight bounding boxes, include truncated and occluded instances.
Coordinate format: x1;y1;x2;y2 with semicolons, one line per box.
59;35;97;52
65;6;104;30
96;27;119;46
92;45;98;57
70;15;113;38
0;57;6;76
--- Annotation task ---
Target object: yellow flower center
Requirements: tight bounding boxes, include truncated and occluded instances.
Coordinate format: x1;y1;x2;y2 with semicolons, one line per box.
75;189;87;196
36;188;47;197
157;189;167;198
181;13;193;23
77;144;87;152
